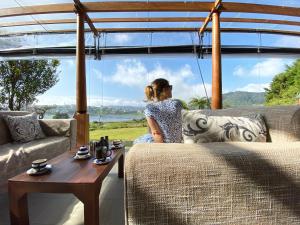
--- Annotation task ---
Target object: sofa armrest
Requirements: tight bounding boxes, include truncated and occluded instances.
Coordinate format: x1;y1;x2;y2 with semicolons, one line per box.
125;142;300;225
39;119;77;149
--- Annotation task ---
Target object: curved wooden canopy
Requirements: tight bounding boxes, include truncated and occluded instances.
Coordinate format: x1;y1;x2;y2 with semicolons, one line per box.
0;2;299;18
1;27;300;37
1;17;300;28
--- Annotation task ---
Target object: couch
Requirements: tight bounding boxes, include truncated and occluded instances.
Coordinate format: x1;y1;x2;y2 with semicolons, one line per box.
125;105;300;225
0;111;77;191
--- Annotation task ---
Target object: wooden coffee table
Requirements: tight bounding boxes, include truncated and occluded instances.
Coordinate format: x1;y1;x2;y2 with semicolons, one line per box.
8;147;125;225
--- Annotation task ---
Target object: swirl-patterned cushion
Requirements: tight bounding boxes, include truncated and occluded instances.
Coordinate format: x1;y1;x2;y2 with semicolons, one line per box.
182;111;267;143
4;113;45;143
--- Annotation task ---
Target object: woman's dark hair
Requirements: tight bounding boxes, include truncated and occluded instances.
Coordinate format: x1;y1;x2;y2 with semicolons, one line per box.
145;78;170;101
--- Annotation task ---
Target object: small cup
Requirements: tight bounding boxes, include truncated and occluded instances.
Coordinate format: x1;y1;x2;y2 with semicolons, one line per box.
77;146;89;156
32;159;47;171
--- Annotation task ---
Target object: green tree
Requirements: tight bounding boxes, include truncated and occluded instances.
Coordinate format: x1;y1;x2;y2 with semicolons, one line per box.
265;59;300;106
0;60;60;110
188;97;209;109
178;99;189;110
52;112;70;119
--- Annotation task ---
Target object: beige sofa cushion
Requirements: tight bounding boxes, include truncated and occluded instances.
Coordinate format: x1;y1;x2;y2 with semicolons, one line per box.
0;137;70;184
126;142;300;225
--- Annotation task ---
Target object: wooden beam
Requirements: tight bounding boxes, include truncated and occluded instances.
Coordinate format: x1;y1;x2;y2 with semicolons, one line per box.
0;2;299;18
1;17;300;28
73;0;98;36
211;11;222;109
75;11;89;146
2;27;300;37
199;0;222;35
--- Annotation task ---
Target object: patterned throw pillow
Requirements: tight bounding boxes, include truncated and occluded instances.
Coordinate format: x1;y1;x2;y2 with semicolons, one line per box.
4;113;45;143
182;111;268;143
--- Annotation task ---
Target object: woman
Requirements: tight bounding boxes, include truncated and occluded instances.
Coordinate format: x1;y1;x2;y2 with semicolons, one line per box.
134;78;183;143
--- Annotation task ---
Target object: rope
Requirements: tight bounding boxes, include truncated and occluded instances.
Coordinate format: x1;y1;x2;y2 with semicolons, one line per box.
13;0;49;33
195;56;211;109
190;31;211;109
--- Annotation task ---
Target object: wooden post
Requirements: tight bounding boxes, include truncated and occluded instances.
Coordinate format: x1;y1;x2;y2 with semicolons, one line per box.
74;11;89;146
211;11;222;109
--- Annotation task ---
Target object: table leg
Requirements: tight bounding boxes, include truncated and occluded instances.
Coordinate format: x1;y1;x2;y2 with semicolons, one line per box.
8;182;29;225
118;153;124;178
75;184;101;225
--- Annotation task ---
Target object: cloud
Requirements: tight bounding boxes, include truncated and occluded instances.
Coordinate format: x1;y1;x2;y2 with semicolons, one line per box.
64;59;74;67
36;95;76;105
274;36;300;47
233;58;293;77
103;59;211;101
112;34;132;45
236;83;269;92
92;68;103;80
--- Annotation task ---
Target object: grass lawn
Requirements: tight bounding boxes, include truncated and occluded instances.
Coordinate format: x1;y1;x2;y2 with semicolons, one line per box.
89;126;148;141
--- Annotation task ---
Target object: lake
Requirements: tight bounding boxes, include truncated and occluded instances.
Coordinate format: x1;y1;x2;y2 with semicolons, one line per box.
44;113;145;122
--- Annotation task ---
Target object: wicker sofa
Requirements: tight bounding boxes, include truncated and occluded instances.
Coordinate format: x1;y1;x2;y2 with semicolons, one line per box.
0;111;76;191
125;105;300;225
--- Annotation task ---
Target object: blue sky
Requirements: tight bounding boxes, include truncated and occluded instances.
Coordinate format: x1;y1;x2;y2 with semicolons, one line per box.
0;0;299;106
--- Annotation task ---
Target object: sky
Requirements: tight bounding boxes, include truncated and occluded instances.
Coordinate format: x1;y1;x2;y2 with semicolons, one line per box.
0;0;299;106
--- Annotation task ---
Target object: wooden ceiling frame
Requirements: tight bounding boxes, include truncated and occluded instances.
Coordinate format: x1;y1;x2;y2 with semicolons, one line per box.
0;2;299;18
1;17;300;29
0;1;299;39
199;0;222;35
73;0;98;37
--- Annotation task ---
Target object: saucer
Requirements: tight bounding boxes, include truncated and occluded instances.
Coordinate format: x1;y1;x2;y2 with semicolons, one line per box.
27;164;52;176
111;144;123;150
73;153;91;160
93;157;112;165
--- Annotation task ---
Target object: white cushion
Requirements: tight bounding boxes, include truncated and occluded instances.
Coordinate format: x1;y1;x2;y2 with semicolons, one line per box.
182;110;267;143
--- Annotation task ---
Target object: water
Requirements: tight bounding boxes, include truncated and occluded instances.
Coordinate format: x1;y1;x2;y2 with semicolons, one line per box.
89;114;145;122
44;113;145;122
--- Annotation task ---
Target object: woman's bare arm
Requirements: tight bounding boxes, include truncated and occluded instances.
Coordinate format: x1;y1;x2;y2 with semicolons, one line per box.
146;117;164;143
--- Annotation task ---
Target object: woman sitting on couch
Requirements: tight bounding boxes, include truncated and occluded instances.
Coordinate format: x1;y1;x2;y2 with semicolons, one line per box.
134;78;183;144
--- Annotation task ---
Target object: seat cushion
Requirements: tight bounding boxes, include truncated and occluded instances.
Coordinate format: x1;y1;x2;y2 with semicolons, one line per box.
0;137;70;184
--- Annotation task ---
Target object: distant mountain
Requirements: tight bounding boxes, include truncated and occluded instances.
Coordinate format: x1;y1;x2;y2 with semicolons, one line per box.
223;91;265;108
41;105;145;118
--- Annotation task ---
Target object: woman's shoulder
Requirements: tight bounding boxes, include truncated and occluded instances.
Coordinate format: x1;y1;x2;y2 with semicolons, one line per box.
166;98;183;108
146;99;182;108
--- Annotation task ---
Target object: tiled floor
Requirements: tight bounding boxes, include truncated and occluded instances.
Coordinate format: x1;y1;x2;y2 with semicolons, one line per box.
0;164;124;225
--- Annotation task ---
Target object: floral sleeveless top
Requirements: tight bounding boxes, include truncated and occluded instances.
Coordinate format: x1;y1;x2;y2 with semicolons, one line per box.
134;99;183;143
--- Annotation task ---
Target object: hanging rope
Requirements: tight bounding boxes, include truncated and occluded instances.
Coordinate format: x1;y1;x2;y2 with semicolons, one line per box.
190;31;211;109
14;0;49;33
197;32;204;59
195;56;211;109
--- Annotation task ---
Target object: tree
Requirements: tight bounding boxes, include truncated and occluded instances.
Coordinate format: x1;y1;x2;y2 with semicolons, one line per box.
178;99;189;110
0;60;60;110
188;97;209;109
265;59;300;106
52;112;70;119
